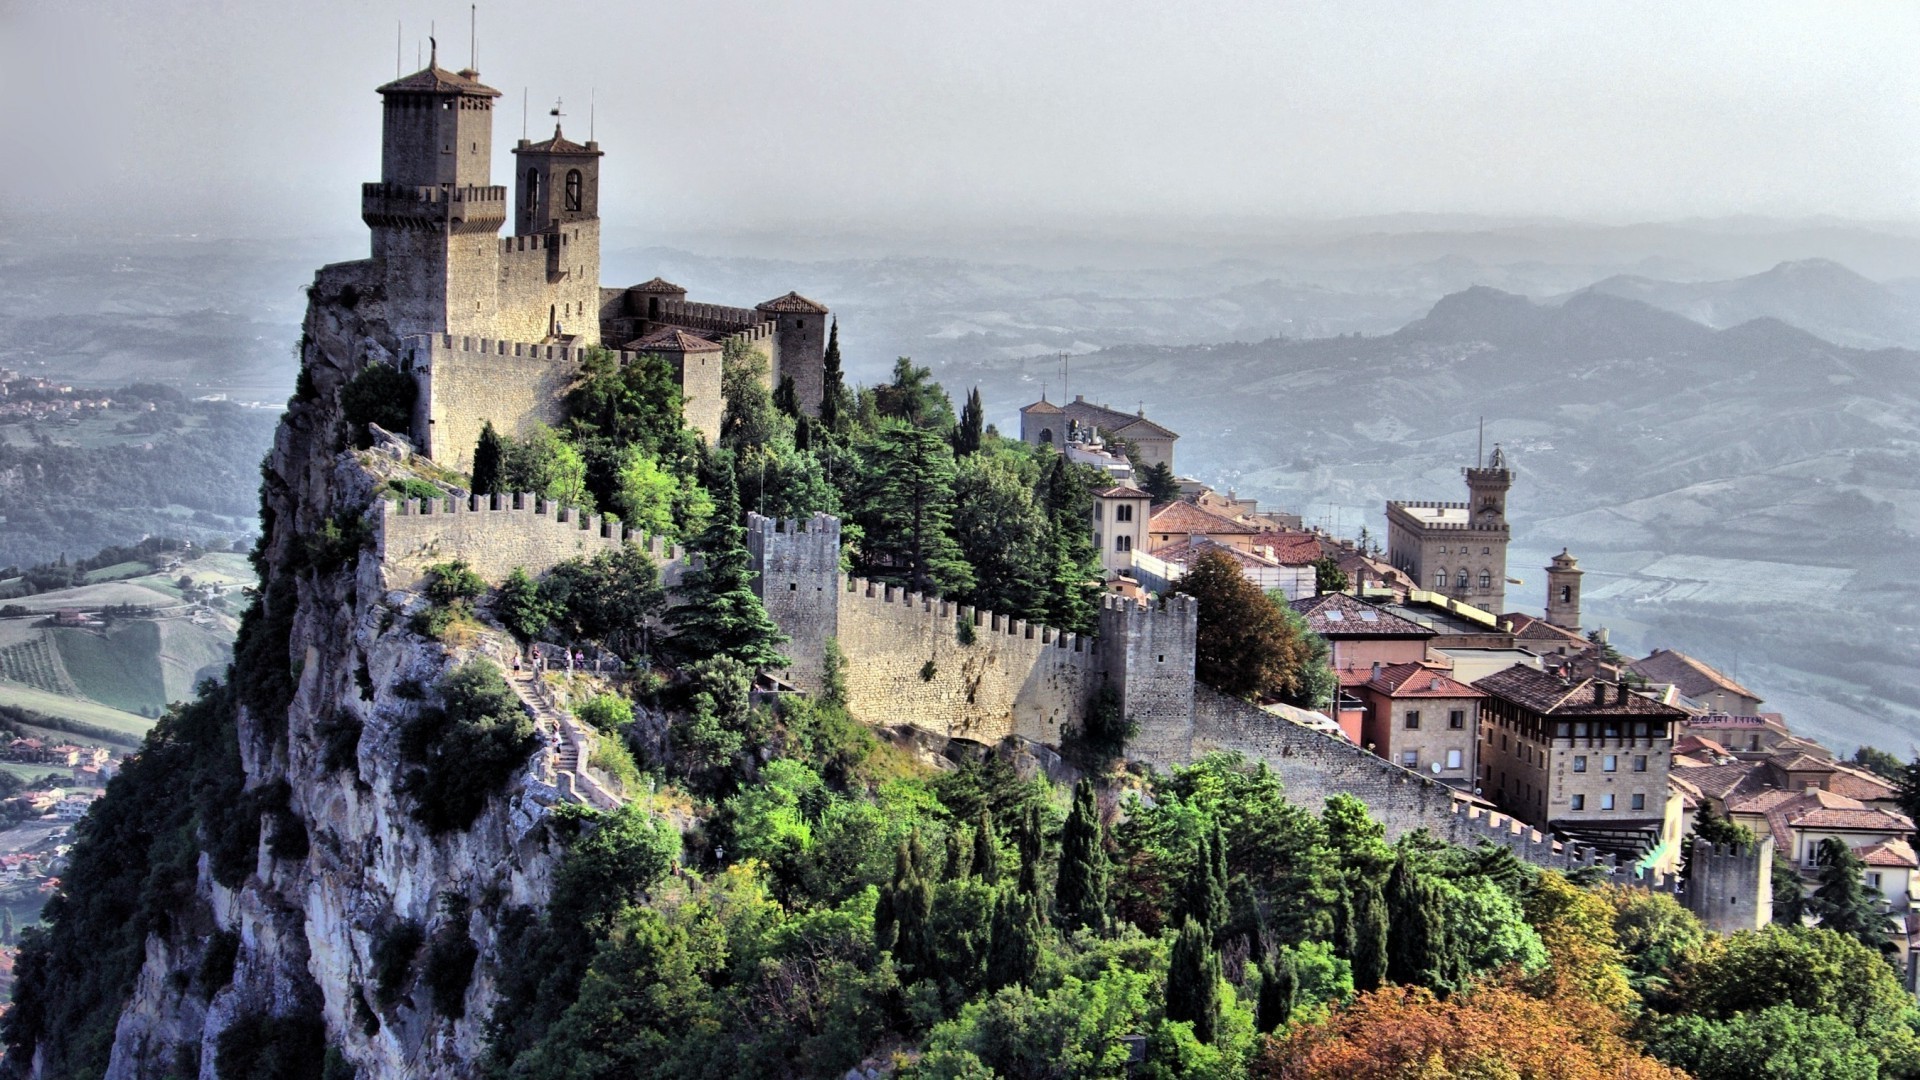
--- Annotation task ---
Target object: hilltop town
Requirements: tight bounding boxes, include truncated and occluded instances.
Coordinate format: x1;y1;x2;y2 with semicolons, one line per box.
7;47;1917;1080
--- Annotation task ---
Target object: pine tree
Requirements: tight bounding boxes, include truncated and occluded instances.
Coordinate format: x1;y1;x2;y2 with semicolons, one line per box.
953;387;984;456
1137;459;1180;503
1035;453;1100;634
1682;801;1755;881
1165;917;1222;1044
984;889;1040;991
1176;821;1229;942
1055;779;1109;934
471;420;506;496
1347;874;1390;992
1256;950;1297;1033
664;466;789;668
856;421;974;596
819;319;848;434
1385;855;1453;990
1809;836;1895;950
972;811;1003;883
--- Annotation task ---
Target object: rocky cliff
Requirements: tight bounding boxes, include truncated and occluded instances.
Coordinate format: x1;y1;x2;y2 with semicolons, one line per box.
92;265;565;1079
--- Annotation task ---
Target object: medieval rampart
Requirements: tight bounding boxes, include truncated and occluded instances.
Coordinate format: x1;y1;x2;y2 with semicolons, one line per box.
375;493;685;591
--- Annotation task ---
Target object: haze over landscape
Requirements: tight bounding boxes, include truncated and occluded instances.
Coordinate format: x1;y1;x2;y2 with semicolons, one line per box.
3;2;1917;758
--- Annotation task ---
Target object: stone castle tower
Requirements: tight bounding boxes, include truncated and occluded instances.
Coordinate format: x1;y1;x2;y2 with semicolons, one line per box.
1545;548;1583;631
1386;444;1513;616
347;50;832;468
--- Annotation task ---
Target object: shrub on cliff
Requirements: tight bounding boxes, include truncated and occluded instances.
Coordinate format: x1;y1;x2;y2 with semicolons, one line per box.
396;661;539;833
339;361;416;450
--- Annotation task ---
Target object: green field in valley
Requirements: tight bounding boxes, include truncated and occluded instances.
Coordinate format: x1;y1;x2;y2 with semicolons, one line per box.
0;682;155;741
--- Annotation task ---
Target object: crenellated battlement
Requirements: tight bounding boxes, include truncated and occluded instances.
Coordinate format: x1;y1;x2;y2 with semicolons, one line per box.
655;298;766;336
376;492;686;591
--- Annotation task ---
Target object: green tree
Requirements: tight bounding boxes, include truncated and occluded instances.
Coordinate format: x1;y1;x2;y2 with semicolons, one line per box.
1849;745;1905;782
1175;820;1229;942
1173;549;1317;700
950;452;1048;619
1897;755;1920;833
819;319;849;434
1808;837;1896;950
1385;854;1456;991
1056;780;1110;934
1671;926;1920;1058
1271;596;1337;710
1346;874;1390;992
340;360;416;448
1165;917;1222;1045
1773;847;1808;925
953;386;984;456
665;466;789;669
544;545;666;657
566;346;689;459
876;833;937;979
873;357;956;430
608;448;680;538
972;812;1004;884
1035;452;1103;634
471;420;506;496
1681;801;1754;881
1136;460;1180;504
773;373;800;419
395;661;540;833
672;656;761;789
503;424;592;508
1647;1004;1880;1080
496;567;557;642
1311;555;1349;595
720;338;787;453
854;421;974;596
984;888;1040;992
1256;950;1297;1033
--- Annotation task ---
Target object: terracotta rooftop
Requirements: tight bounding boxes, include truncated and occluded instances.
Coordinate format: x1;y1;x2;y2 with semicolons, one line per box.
757;292;830;314
1857;839;1919;869
1022;398;1065;415
1472;666;1689;718
378;64;502;98
517;125;596;155
1063;397;1179;440
1366;663;1481;699
1674;734;1730;758
1630;648;1761;703
630;277;687;294
1502;612;1591;647
1825;765;1899;804
1290;593;1434;638
1096;485;1152;500
1151;536;1279;570
1727;786;1914;851
629;328;720;353
1253;533;1326;566
1149;500;1258;537
1771;752;1836;774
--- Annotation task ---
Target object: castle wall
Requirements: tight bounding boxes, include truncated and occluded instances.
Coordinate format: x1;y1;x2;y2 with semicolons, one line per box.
678;347;724;444
493;223;602;346
414;336;578;470
1100;594;1198;762
768;312;827;415
1686;838;1773;933
745;515;842;692
375;493;685;591
833;578;1102;746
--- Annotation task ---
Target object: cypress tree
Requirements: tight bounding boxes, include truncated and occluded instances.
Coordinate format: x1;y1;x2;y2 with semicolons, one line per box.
1809;836;1895;950
1176;821;1229;941
1385;855;1451;990
877;833;936;979
1055;780;1109;934
663;466;789;668
1165;917;1222;1044
953;387;984;456
819;318;847;433
984;889;1040;991
1017;803;1045;900
943;826;972;881
1347;875;1389;992
1255;950;1297;1033
972;811;1003;884
471;421;506;496
773;374;799;419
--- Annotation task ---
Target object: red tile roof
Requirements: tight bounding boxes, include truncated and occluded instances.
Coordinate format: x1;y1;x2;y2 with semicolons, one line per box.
1630;648;1761;703
1858;839;1919;869
517;126;595;155
630;277;686;294
1826;765;1899;804
1502;612;1591;647
1022;398;1065;415
629;328;720;353
1096;485;1152;500
757;292;830;314
1289;593;1434;638
1473;666;1689;718
1727;787;1915;851
1366;663;1480;698
1149;500;1258;537
1252;533;1325;566
378;64;502;98
1150;536;1279;570
1062;398;1179;440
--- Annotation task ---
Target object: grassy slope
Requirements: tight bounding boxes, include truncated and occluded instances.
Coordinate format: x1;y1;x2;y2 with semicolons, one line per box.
52;624;166;715
152;620;233;704
0;683;153;739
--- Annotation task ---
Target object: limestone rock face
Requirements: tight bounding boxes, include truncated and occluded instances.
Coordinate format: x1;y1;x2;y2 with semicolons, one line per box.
100;266;564;1080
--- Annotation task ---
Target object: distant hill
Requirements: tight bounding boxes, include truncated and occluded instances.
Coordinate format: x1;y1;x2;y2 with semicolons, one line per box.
961;286;1920;754
1572;258;1920;349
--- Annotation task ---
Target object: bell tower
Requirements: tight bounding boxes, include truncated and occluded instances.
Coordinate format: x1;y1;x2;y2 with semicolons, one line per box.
1545;549;1583;631
507;122;604;344
513;124;603;235
1464;444;1512;528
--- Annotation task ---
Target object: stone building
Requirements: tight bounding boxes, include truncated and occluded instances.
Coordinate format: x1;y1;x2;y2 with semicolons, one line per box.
1543;549;1583;630
1091;485;1152;576
1473;666;1687;860
1358;663;1483;790
1386;445;1513;617
1020;395;1179;471
1629;648;1764;715
351;51;830;468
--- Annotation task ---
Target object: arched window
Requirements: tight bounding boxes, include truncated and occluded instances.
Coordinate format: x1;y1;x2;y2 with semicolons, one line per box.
1038;428;1054;444
1116;535;1132;553
1560;585;1572;603
564;169;583;212
1433;568;1447;589
1456;569;1470;589
525;169;541;213
1115;504;1133;523
1479;570;1492;589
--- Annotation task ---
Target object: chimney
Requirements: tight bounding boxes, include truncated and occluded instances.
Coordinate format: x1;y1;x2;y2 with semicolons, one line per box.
1617;683;1631;706
1593;682;1607;706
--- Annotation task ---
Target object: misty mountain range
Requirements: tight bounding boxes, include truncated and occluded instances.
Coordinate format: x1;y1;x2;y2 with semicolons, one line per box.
1;223;1914;754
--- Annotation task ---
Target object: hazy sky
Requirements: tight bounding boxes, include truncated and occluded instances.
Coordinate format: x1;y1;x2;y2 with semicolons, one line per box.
4;1;1918;239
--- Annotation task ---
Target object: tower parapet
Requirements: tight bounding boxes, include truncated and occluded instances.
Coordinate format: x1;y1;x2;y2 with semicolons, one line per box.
745;513;843;692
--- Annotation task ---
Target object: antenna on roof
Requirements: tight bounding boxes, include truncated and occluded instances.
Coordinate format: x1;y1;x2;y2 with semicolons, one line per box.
396;21;402;77
1477;416;1484;468
590;88;596;141
522;88;528;139
470;4;477;71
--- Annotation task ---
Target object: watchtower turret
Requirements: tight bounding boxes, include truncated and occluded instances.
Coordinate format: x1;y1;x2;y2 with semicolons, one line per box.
1464;444;1513;528
1545;548;1583;631
513;125;603;235
757;292;830;416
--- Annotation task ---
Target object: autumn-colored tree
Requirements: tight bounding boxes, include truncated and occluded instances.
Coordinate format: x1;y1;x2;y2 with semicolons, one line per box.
1523;871;1636;1018
1170;547;1316;700
1251;983;1687;1080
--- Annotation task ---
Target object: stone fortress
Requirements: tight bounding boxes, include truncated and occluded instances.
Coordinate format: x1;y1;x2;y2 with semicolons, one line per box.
351;47;831;469
1386;444;1514;617
341;51;1768;925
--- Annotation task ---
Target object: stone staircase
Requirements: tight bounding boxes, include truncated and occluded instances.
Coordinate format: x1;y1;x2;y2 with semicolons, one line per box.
505;665;622;811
